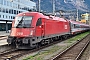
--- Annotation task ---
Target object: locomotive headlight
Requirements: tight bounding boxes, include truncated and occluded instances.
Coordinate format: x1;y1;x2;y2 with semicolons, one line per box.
30;30;33;35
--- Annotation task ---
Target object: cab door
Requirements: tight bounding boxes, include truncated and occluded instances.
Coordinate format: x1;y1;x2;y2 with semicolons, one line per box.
35;18;42;37
41;18;45;38
35;18;45;38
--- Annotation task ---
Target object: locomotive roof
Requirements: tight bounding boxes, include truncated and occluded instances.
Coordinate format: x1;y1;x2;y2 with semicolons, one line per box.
17;12;69;22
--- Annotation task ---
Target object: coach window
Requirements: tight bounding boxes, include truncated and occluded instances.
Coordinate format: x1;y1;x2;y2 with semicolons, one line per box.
74;24;76;28
36;18;42;26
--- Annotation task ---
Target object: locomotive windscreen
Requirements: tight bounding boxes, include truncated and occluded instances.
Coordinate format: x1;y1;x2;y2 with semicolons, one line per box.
14;16;32;28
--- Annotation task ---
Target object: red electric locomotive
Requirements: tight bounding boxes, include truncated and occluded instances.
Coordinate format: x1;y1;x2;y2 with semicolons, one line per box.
7;12;71;49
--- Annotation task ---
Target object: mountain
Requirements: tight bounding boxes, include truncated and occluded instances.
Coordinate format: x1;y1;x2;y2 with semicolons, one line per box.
33;0;90;13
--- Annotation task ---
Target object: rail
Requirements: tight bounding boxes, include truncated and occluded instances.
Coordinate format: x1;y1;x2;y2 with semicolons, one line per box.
51;34;90;60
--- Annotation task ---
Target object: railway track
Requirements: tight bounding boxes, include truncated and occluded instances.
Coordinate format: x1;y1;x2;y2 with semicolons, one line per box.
0;44;17;52
51;34;90;60
0;33;89;60
0;38;64;60
0;35;74;60
0;49;26;60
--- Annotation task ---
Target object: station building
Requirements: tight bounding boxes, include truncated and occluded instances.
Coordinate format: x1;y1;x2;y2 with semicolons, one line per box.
81;13;90;25
0;0;36;32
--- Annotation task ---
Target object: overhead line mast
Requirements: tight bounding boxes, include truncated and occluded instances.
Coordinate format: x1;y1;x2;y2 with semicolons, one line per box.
52;0;55;15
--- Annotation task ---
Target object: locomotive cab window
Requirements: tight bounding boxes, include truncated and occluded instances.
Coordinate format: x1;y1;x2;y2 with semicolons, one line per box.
36;18;42;26
14;16;33;28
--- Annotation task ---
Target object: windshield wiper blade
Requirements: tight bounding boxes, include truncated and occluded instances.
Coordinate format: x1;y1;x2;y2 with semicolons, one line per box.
16;17;24;27
22;26;34;28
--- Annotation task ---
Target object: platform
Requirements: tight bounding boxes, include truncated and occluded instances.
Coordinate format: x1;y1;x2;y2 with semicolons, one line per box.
0;39;8;46
0;31;10;36
0;31;10;46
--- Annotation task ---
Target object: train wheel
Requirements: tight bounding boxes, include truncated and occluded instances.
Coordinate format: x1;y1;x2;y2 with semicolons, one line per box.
63;35;67;39
41;40;45;45
59;36;63;40
50;38;53;43
35;43;40;48
45;39;50;44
